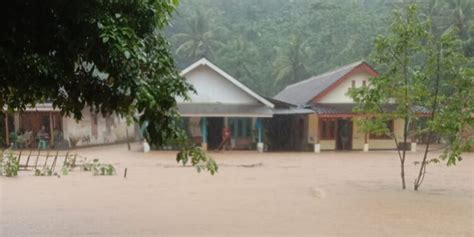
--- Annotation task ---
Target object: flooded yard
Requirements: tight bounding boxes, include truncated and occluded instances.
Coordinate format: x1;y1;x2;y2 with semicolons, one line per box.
1;144;473;236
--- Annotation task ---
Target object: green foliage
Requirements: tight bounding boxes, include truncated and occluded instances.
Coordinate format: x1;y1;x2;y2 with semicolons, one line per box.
350;4;473;190
0;150;20;177
177;144;218;175
81;158;116;176
167;0;473;96
0;1;218;174
34;167;54;177
0;0;191;148
349;5;428;145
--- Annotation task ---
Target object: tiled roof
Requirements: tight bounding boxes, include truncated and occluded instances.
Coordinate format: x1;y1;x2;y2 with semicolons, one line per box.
273;61;368;105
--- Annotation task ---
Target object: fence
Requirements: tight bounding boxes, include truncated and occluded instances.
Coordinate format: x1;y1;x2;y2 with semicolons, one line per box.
2;150;79;172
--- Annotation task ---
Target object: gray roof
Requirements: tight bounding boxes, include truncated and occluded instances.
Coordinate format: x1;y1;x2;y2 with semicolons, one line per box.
310;103;430;115
274;61;366;105
272;107;314;115
178;103;273;117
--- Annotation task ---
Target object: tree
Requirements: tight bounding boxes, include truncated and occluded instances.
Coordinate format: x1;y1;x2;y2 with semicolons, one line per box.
171;10;226;63
413;29;473;190
350;4;473;190
273;34;310;86
350;5;427;189
0;0;217;174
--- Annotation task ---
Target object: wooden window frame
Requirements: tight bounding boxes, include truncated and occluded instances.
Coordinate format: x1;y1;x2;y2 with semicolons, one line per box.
319;118;336;140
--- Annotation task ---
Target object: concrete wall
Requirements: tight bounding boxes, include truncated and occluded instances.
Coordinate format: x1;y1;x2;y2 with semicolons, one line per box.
352;121;366;150
318;72;372;103
178;65;259;105
306;115;405;150
352;118;405;150
62;109;136;147
307;114;318;144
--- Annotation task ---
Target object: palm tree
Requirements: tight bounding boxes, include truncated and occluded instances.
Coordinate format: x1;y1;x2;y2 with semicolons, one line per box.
446;0;473;39
273;35;310;85
172;10;226;61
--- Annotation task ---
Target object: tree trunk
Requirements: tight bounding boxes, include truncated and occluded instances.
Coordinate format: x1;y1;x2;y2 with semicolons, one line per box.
414;43;441;191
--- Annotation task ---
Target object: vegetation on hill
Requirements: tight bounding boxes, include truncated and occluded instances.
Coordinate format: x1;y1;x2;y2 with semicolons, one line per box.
166;0;473;96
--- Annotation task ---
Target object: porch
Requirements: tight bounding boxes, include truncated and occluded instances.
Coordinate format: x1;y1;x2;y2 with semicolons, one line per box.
3;110;64;149
178;103;270;152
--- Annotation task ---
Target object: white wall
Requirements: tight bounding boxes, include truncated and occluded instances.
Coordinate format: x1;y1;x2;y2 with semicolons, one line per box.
178;65;259;104
62;109;136;147
318;72;372;103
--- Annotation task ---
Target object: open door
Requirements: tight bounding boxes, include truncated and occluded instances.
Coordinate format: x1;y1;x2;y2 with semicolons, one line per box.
207;117;224;150
336;119;352;150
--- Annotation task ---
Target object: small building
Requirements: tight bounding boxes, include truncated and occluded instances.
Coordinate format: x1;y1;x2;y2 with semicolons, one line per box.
274;61;424;152
177;58;275;151
3;105;137;149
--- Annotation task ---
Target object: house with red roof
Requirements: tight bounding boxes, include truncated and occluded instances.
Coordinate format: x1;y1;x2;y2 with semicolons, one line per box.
274;61;427;152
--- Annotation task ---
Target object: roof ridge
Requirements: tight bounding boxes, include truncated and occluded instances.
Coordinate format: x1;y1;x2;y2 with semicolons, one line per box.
284;60;365;89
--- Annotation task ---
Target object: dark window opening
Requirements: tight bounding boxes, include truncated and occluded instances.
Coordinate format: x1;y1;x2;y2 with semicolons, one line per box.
320;119;336;140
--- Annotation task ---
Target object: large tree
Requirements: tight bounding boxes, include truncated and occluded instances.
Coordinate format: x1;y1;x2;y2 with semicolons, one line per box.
0;0;217;174
350;5;473;191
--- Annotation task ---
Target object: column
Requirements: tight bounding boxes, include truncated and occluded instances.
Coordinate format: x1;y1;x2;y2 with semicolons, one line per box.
314;135;321;153
314;117;320;153
49;112;54;145
411;119;417;152
363;132;369;152
141;121;150;152
231;118;237;148
4;114;9;146
201;117;208;151
256;118;264;152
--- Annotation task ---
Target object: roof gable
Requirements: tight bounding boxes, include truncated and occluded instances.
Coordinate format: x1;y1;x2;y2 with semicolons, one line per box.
180;58;274;108
274;61;378;106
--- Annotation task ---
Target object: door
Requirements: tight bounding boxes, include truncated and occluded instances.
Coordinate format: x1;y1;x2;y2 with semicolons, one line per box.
336;119;352;150
207;117;224;150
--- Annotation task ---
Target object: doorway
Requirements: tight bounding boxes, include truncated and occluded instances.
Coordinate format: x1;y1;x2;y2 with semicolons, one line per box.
336;119;352;150
207;117;224;150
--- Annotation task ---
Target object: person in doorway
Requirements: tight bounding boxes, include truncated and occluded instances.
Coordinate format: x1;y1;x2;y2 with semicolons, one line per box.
37;125;49;149
217;127;232;151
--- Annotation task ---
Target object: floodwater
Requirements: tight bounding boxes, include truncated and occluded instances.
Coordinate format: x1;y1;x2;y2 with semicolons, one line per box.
1;144;473;236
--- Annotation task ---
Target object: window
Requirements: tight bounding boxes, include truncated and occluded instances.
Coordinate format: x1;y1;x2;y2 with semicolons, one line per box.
230;118;252;138
351;80;356;88
369;120;394;139
320;119;336;140
362;80;367;87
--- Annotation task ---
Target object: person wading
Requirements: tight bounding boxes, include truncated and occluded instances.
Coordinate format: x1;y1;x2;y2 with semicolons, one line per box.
217;127;231;151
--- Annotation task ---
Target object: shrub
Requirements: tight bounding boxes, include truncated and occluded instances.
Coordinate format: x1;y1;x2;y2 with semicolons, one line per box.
0;150;20;177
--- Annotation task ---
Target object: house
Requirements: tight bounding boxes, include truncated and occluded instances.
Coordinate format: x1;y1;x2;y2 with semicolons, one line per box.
3;104;137;149
177;58;276;152
274;61;426;152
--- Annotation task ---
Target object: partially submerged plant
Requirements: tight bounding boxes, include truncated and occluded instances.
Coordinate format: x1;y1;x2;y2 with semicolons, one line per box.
34;167;54;176
81;158;116;176
0;150;20;177
177;145;218;175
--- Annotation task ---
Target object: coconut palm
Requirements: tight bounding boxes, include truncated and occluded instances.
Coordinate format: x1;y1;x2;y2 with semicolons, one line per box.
446;0;473;39
172;10;226;61
273;35;310;85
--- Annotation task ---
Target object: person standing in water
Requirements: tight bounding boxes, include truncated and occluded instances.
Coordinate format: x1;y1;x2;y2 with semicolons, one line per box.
217;126;232;151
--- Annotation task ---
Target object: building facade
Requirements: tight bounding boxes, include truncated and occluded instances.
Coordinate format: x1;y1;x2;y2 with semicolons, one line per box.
177;58;275;151
3;105;137;149
274;61;426;152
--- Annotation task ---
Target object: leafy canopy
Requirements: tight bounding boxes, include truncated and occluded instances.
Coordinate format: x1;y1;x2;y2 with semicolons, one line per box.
0;0;217;174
